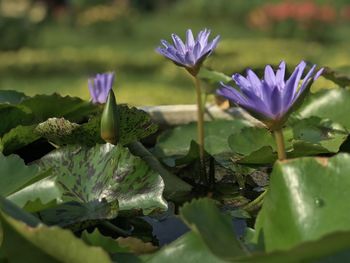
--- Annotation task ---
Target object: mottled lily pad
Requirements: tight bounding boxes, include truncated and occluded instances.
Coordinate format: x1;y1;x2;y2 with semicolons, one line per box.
35;144;167;228
35;105;158;147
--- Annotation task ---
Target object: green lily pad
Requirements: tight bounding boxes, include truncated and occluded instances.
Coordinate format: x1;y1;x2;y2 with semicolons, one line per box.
0;90;28;104
37;144;167;216
155;120;252;158
7;175;61;213
0;104;33;136
298;89;350;129
180;198;246;260
0;93;99;138
35;105;158;147
255;153;350;252
38;199;119;230
147;232;226;263
322;66;350;88
228;117;347;164
198;68;231;84
20;93;98;123
0;209;112;263
82;228;129;254
0;153;43;197
149;197;350;263
0;125;41;155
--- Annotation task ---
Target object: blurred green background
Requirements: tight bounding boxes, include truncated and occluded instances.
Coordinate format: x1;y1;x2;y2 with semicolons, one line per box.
0;0;349;105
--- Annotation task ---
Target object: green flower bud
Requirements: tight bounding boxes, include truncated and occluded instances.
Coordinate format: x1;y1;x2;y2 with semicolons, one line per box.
101;90;119;144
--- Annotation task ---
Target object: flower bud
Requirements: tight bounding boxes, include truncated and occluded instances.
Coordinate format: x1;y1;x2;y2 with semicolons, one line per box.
100;90;119;144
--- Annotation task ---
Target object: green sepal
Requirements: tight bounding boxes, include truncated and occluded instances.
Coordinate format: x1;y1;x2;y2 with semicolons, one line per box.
100;90;119;144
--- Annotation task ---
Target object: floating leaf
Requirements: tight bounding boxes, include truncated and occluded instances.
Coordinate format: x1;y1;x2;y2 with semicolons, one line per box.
147;232;226;263
116;237;158;255
0;104;33;136
322;66;350;88
255;153;350;252
36;144;167;220
0;90;28;104
82;228;129;254
0;209;112;263
180;198;246;260
38;199;119;230
0;153;42;197
20;93;98;123
228;117;347;164
198;68;231;84
0;125;40;155
155;120;252;158
298;89;350;129
7;175;61;213
148;197;350;263
36;105;157;147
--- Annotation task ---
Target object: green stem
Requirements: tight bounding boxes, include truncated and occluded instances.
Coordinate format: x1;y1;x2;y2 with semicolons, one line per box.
273;129;287;161
243;189;267;212
127;141;192;199
101;221;131;237
193;76;207;185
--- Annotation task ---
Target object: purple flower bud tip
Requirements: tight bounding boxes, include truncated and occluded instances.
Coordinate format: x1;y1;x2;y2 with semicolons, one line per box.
217;61;324;129
156;29;220;75
88;72;115;104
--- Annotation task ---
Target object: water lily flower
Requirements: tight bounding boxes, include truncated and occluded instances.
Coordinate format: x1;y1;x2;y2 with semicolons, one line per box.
217;61;324;130
88;72;115;104
156;29;220;76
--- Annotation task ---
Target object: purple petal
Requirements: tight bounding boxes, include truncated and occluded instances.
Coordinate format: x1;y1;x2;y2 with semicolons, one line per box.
264;65;276;87
282;61;306;108
171;34;186;54
270;87;283;117
233;74;251;91
186;29;195;48
296;65;316;98
184;51;195;66
156;47;184;65
218;83;274;119
276;61;286;88
217;83;248;105
198;29;210;47
246;69;262;97
193;42;202;61
314;68;324;80
202;35;220;55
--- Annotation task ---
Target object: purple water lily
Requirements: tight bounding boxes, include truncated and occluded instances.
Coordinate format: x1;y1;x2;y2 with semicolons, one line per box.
156;29;220;75
217;61;323;129
88;72;115;104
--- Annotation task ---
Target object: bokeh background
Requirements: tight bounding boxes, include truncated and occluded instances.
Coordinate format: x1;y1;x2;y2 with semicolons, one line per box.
0;0;349;105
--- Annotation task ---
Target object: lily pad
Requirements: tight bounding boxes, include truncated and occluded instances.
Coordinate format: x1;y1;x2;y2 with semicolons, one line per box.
298;89;350;129
254;153;350;252
180;198;246;260
0;153;43;197
36;144;167;219
228;117;347;164
147;232;226;263
155;119;252;158
36;105;158;147
199;67;231;84
149;198;350;263
0;90;28;104
7;175;61;213
0;104;33;136
0;209;112;263
0;125;41;155
20;93;98;123
322;66;350;88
